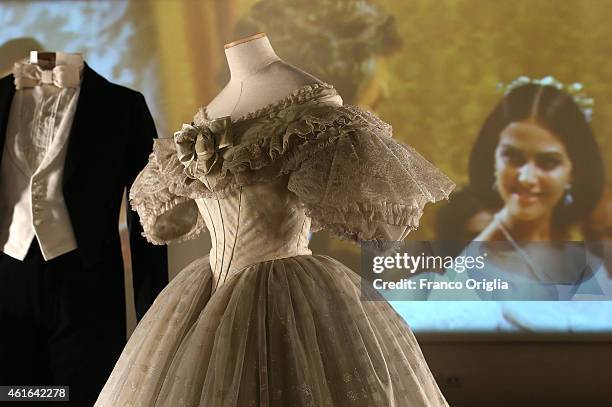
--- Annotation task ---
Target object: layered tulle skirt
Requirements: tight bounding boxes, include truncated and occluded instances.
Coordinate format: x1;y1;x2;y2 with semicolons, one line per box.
95;255;448;407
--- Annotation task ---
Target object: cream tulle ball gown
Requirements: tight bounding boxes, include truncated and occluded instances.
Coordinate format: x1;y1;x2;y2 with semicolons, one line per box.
95;83;454;406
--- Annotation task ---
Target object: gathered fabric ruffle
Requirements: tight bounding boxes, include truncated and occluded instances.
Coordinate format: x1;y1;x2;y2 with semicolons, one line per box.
129;83;455;244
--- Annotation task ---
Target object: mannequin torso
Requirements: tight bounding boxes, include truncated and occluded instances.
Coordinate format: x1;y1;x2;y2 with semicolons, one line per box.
205;34;324;120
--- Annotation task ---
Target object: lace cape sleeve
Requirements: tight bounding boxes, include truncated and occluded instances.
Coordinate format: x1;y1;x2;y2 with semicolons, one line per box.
283;105;455;242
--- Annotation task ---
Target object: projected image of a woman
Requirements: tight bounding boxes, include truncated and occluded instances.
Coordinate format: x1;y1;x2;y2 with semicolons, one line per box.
469;78;605;287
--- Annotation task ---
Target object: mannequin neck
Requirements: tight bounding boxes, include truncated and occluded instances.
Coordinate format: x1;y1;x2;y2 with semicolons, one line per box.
29;51;83;69
225;36;281;81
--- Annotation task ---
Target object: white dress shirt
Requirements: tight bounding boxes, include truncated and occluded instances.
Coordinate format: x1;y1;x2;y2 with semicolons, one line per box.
0;53;83;261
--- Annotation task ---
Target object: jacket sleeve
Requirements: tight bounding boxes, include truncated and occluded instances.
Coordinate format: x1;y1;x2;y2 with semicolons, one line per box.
125;91;169;321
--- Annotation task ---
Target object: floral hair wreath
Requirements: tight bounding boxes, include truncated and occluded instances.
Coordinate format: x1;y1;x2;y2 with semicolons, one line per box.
497;75;595;123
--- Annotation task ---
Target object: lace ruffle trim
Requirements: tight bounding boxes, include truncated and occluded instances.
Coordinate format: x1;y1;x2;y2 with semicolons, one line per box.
167;103;397;198
194;82;337;126
221;104;392;176
305;202;422;241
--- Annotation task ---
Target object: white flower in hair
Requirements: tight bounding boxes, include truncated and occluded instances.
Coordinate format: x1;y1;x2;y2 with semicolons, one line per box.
497;75;594;122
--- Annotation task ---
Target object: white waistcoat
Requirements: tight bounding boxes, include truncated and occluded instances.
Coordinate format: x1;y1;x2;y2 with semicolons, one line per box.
0;58;82;261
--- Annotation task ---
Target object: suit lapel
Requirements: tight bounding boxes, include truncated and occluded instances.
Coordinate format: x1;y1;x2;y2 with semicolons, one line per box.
62;63;106;189
0;75;16;169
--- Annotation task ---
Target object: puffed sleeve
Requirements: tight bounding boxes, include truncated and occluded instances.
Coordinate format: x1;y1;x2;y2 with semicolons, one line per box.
129;137;208;245
124;91;168;321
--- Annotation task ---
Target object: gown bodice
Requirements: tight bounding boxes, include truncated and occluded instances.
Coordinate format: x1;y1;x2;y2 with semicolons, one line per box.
196;175;311;291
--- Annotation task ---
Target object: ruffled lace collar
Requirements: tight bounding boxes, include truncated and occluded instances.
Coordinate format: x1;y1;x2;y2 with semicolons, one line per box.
195;82;339;127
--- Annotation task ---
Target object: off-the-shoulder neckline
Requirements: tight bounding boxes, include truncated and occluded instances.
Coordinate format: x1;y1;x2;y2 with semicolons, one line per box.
199;82;339;125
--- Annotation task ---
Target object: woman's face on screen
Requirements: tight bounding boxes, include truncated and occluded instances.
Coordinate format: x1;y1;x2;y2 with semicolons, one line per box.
494;120;573;222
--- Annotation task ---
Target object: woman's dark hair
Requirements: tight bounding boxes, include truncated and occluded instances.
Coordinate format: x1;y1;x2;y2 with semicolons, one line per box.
0;37;44;73
436;185;486;242
469;83;604;231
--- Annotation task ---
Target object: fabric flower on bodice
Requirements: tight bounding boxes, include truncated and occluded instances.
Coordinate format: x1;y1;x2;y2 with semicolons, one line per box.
173;116;233;180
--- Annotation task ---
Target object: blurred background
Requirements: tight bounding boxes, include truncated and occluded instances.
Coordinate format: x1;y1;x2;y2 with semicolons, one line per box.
2;1;611;405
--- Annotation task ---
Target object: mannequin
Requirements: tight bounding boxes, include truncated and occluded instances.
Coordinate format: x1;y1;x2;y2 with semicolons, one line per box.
205;32;327;120
94;33;454;406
